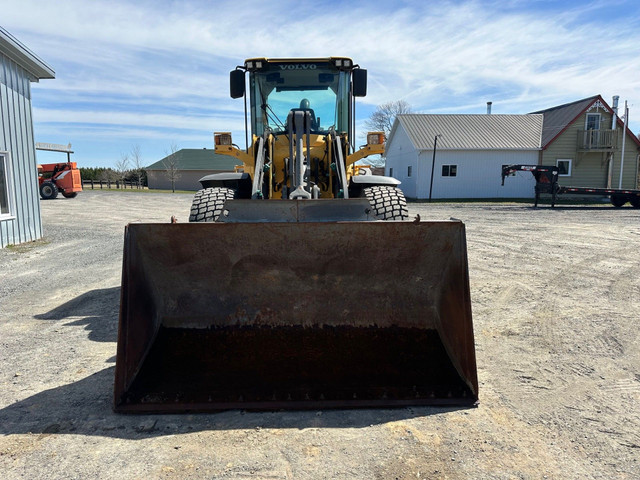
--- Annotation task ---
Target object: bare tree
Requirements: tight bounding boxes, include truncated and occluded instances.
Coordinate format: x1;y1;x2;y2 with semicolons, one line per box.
162;143;181;193
365;100;412;138
97;168;118;183
114;153;130;186
130;144;145;188
362;100;412;169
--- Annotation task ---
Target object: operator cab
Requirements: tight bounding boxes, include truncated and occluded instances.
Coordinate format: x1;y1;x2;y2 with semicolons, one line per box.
230;57;366;138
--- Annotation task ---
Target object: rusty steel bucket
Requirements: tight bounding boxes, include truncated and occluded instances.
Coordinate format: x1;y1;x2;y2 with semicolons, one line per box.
114;219;478;413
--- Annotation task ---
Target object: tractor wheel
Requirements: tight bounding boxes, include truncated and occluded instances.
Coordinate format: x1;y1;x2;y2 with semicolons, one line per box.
610;194;627;208
362;185;409;220
629;196;640;208
62;192;78;199
189;187;237;222
40;181;59;200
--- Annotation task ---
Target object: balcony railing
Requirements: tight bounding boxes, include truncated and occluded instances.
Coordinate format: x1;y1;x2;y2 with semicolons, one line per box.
577;129;618;151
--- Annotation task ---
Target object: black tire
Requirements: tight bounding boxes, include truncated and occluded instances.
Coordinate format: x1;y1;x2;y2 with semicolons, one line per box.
362;185;409;220
610;194;627;208
629;196;640;208
189;187;236;222
40;182;58;200
62;192;78;199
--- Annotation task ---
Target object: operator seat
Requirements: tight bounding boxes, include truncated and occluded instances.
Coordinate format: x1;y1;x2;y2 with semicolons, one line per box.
294;98;318;131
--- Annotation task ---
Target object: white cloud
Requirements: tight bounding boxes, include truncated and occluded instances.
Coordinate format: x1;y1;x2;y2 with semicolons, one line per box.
3;0;640;167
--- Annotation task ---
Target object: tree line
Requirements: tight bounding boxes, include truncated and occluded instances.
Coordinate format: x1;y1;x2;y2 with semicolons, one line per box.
79;144;148;186
79;166;147;186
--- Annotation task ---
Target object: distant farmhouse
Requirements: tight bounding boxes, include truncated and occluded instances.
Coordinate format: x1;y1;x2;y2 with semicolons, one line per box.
0;27;55;248
385;95;640;199
147;148;242;191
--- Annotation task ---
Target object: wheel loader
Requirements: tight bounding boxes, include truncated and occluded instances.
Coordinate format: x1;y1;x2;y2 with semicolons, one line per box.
114;57;478;413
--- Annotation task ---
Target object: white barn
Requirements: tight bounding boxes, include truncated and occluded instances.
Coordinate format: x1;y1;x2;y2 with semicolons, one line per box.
385;114;543;199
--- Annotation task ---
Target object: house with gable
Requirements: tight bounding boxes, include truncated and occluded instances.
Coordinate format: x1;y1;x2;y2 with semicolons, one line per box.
533;95;640;190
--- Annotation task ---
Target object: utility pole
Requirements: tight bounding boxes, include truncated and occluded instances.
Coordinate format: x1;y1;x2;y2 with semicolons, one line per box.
429;134;441;202
618;101;628;189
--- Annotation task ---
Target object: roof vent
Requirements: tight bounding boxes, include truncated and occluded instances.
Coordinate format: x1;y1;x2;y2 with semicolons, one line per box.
487;102;492;114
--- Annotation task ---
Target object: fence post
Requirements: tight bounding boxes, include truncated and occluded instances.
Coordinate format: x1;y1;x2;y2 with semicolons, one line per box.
108;180;111;189
90;180;94;189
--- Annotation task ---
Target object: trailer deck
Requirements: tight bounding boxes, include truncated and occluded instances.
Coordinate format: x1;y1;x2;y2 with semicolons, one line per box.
501;164;640;207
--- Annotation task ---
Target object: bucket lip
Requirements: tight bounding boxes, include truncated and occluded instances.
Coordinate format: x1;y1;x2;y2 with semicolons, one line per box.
125;219;465;227
114;397;479;414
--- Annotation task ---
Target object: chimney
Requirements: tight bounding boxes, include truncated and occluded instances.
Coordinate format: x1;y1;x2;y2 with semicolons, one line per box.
611;96;619;129
486;102;492;114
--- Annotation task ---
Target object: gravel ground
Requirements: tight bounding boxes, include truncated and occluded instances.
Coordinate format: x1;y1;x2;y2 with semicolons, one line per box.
1;190;639;479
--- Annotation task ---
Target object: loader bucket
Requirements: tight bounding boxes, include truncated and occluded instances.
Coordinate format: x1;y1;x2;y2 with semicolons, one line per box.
114;219;477;413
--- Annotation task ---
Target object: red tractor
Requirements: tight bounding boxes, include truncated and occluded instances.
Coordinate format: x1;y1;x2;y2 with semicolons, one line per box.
36;142;83;200
38;162;83;199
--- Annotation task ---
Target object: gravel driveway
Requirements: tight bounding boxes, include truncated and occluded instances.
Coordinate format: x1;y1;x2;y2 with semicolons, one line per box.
1;190;638;479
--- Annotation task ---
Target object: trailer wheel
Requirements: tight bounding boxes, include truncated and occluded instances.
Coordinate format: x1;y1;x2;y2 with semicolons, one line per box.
362;185;409;220
40;181;59;200
189;187;237;222
62;192;78;199
610;194;627;208
629;196;640;208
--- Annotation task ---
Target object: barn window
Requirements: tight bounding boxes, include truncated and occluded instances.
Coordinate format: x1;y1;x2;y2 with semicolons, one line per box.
389;167;394;177
0;152;15;218
556;159;572;176
442;164;457;177
407;166;412;177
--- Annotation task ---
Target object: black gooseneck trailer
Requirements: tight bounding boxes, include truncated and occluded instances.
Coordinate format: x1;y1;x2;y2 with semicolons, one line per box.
501;165;640;208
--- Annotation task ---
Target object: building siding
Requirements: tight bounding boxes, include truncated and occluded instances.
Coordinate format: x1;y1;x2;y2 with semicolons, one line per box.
384;126;418;198
385;122;537;199
417;150;537;199
541;108;639;189
0;51;42;248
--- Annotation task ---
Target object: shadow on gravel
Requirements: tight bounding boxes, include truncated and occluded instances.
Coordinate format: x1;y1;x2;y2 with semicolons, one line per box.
8;287;474;438
0;367;472;439
35;287;120;343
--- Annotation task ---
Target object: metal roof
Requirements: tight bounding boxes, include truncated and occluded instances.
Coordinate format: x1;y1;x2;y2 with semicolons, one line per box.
0;26;55;80
531;95;600;148
393;114;543;151
147;148;243;171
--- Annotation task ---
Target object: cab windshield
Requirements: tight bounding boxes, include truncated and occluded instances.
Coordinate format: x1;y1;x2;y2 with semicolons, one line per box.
249;62;350;136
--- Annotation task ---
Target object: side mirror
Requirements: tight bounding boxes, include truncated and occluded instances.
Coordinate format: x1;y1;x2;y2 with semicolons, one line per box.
230;69;245;99
352;69;367;97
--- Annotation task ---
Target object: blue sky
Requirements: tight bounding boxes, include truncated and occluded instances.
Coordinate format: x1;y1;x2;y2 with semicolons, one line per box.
3;0;640;168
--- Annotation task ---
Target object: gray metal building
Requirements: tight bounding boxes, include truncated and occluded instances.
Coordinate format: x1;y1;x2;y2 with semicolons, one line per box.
0;27;54;247
147;148;242;191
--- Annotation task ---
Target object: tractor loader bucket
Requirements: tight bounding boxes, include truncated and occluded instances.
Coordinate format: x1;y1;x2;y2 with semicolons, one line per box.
114;219;477;413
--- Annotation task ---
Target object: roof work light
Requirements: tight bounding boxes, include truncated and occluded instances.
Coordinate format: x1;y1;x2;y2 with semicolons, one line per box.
214;132;233;146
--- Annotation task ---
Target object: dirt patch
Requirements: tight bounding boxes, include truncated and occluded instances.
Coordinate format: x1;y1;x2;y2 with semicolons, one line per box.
1;192;639;479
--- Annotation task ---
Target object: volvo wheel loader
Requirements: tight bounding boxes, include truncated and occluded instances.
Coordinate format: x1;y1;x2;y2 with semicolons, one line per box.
114;57;478;413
